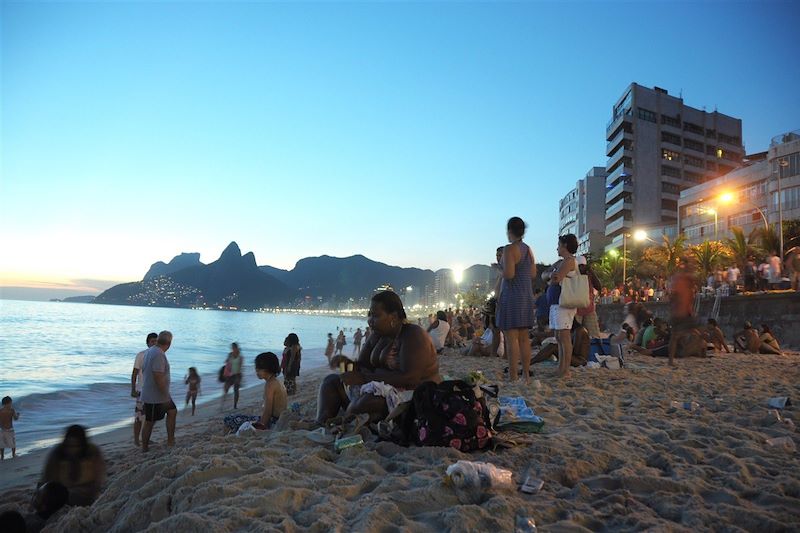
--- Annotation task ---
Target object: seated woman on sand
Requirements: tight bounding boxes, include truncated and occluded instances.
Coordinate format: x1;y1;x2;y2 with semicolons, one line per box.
316;291;442;424
703;318;731;353
759;324;782;355
224;352;288;434
41;425;106;506
734;321;762;353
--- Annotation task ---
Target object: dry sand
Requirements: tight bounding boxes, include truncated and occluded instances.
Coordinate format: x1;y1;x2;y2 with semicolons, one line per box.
2;351;799;532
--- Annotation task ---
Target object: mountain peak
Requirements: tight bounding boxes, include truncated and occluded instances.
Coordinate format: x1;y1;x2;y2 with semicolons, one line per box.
219;241;242;261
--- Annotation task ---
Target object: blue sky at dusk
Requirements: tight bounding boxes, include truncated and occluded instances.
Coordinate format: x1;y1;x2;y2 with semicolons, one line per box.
2;1;799;296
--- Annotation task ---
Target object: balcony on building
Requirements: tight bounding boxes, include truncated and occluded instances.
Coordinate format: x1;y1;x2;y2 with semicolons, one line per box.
605;177;633;204
606;127;633;155
606;108;633;140
605;197;633;219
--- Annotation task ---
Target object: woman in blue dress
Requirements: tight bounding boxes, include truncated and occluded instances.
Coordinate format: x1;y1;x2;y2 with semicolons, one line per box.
496;217;537;383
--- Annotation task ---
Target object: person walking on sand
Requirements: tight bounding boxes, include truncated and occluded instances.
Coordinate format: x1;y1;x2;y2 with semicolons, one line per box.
141;331;177;452
325;333;335;364
222;342;243;410
353;328;363;356
184;367;201;415
496;217;537;383
1;396;20;459
131;332;158;447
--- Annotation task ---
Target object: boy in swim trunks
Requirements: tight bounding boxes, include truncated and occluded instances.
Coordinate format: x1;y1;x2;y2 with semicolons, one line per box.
1;396;20;459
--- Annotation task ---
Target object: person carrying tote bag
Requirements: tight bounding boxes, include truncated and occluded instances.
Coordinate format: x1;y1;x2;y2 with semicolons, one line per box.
560;258;590;308
548;234;587;378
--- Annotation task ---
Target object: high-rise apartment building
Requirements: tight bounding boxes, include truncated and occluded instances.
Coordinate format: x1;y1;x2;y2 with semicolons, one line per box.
604;83;745;250
558;167;609;257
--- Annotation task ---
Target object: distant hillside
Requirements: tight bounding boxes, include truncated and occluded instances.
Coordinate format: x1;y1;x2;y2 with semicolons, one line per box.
96;242;289;308
95;243;527;310
144;253;203;280
262;255;435;300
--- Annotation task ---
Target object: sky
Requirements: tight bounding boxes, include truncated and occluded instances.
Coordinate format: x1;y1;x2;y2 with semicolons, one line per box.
2;1;799;299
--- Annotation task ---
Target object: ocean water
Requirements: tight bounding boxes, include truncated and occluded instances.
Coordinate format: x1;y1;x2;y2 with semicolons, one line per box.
0;299;366;453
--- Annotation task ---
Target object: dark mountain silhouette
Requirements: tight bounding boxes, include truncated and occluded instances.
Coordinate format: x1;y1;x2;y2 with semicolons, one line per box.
95;243;538;310
144;253;203;280
265;254;435;300
96;242;289;308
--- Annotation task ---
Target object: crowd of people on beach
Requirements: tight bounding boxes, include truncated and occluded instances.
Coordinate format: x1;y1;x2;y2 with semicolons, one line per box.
2;215;795;532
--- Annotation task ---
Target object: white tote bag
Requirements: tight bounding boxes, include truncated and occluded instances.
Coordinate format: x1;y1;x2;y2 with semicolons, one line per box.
559;259;590;308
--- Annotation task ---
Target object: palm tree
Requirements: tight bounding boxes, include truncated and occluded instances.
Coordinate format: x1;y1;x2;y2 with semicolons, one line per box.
641;234;687;277
724;226;762;269
757;225;781;257
692;240;730;281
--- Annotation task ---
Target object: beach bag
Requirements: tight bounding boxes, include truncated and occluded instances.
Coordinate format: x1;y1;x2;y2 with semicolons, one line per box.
218;366;226;383
559;260;589;308
413;380;492;452
576;287;596;317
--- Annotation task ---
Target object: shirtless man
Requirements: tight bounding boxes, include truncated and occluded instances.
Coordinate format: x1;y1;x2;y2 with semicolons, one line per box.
668;262;707;366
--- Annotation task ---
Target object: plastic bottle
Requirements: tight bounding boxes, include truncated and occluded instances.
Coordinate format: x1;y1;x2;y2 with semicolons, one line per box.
446;461;514;504
670;401;700;411
765;436;796;452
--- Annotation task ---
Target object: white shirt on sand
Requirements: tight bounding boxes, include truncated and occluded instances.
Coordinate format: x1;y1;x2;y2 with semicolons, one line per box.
133;350;146;393
428;321;450;351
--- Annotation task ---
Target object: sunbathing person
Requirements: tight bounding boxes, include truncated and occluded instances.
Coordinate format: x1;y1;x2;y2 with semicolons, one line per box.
532;319;590;367
734;321;761;353
704;318;730;353
758;324;782;355
316;291;442;425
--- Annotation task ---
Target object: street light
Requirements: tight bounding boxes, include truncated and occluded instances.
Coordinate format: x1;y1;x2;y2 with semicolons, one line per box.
719;191;769;231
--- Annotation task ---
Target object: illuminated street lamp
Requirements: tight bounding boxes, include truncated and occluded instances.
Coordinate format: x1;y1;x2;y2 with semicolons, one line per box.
719;192;768;231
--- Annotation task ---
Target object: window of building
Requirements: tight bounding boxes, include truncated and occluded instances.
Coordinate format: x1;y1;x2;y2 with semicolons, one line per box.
661;132;682;146
684;170;704;183
684;122;704;135
683;154;704;168
728;210;762;228
706;145;717;155
718;132;741;145
662;165;681;178
683;138;704;152
773;185;800;211
662;199;678;211
662;182;681;194
637;107;657;123
662;149;680;161
661;114;681;128
706;129;717;139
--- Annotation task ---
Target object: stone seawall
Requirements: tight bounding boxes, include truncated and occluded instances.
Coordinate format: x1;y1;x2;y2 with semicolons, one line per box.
595;292;800;349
